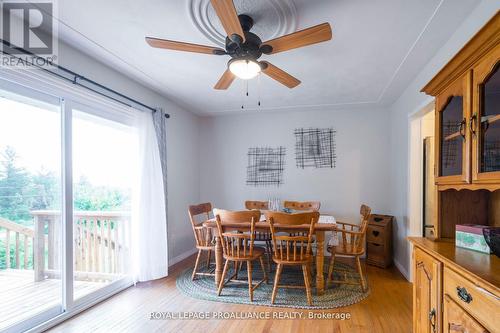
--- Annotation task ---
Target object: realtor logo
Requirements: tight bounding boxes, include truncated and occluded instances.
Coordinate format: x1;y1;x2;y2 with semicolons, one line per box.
1;0;58;67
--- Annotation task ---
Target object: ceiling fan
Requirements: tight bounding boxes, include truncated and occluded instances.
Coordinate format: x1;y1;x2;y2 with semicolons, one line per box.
145;0;332;90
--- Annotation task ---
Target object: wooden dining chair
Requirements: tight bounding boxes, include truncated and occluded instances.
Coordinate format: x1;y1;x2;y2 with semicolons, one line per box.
283;201;321;212
265;211;320;306
326;204;372;291
188;203;216;280
282;201;320;239
214;209;268;302
244;201;273;271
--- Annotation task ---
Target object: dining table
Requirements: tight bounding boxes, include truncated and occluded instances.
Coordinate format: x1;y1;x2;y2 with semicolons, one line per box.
203;215;337;296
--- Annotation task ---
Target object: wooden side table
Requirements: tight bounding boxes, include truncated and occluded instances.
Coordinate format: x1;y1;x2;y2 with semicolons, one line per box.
366;214;393;268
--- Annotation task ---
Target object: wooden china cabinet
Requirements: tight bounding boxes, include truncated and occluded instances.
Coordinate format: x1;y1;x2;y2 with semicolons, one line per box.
433;37;500;188
410;11;500;333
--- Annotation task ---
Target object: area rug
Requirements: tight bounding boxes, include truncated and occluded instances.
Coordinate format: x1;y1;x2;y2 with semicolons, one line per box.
176;260;370;309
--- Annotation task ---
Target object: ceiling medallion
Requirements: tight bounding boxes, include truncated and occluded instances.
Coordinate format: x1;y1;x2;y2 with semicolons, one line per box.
188;0;298;48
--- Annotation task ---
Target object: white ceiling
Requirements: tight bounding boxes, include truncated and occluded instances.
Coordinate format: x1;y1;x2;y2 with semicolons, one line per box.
53;0;480;115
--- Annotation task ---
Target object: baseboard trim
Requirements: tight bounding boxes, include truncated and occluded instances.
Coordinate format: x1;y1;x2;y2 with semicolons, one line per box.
169;248;198;267
394;258;410;281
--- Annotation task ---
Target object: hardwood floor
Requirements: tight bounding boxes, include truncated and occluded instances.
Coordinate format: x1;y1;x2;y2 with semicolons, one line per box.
48;255;412;333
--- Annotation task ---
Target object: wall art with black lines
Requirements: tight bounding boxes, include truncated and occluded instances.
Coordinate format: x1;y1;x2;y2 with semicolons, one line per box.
294;128;336;168
246;147;286;187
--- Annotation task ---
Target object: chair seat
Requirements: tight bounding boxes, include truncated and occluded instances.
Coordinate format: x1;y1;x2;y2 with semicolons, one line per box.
272;254;313;265
327;242;364;256
223;247;266;261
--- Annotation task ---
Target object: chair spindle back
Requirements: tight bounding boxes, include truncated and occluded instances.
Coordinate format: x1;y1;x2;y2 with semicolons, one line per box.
267;212;319;263
214;209;261;259
340;204;372;253
188;203;213;247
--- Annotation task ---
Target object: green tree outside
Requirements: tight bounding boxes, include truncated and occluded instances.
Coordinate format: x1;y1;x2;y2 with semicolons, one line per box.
0;146;32;222
0;146;130;269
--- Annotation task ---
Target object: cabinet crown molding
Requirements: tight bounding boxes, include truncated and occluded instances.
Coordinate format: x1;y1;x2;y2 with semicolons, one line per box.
422;11;500;96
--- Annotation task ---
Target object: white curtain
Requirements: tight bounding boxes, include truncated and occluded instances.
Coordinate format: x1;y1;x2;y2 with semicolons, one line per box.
131;110;168;282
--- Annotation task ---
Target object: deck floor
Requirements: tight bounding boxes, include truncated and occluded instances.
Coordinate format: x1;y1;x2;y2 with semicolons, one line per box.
0;269;107;331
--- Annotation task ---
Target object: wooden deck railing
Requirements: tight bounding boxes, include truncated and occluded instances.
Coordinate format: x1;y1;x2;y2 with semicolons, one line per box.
0;211;130;282
0;217;34;270
73;211;130;280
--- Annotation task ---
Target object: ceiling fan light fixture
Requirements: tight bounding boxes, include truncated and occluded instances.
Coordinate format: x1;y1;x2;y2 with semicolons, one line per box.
228;58;261;80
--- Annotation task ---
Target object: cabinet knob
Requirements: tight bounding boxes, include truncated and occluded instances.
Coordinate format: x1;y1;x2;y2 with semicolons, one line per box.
372;230;380;237
457;286;473;303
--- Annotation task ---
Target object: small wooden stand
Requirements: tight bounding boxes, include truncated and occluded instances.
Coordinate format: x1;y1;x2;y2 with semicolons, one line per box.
366;214;393;268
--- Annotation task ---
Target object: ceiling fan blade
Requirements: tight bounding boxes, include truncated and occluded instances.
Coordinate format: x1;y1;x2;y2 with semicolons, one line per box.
262;23;332;54
210;0;246;42
145;37;225;55
261;61;301;88
214;69;236;90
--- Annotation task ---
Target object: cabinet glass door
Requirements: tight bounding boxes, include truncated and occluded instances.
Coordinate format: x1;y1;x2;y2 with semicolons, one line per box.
479;65;500;173
439;96;465;177
473;45;500;183
435;74;470;184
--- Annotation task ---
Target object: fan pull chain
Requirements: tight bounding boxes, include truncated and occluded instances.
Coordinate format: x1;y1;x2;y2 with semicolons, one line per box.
241;79;245;110
258;73;261;107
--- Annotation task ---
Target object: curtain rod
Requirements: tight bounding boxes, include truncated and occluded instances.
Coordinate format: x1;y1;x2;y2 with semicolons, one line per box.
0;39;170;118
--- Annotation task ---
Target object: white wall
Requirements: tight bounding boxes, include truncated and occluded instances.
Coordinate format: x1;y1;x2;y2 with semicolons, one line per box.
56;41;201;262
199;108;391;223
44;0;498;276
388;0;499;279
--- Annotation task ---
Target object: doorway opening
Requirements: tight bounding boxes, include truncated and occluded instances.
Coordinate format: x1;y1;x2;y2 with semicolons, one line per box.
407;101;435;280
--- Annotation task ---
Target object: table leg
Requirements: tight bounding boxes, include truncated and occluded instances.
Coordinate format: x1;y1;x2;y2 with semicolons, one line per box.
315;231;325;295
215;235;223;286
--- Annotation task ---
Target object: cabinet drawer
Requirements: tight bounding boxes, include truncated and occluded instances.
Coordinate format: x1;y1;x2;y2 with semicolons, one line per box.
443;294;487;333
366;255;389;268
443;266;500;332
367;242;385;257
367;225;385;244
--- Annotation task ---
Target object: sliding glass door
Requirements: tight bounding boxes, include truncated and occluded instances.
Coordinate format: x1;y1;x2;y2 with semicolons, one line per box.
0;82;137;332
0;87;63;331
72;107;135;300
